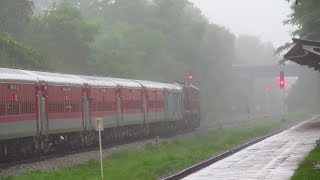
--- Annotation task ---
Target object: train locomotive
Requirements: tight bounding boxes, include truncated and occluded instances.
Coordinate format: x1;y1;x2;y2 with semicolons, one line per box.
0;67;200;160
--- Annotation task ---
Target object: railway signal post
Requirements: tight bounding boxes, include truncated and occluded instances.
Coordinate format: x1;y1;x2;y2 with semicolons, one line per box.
95;118;104;180
279;71;286;120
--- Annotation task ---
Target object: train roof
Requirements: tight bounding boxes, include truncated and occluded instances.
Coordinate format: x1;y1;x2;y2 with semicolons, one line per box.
108;78;142;88
0;67;38;83
135;80;165;90
22;70;83;86
0;68;194;92
163;83;183;92
134;80;183;92
190;84;200;91
74;75;117;88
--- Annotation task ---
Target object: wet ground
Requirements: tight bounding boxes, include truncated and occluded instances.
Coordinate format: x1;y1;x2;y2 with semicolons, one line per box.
183;116;320;180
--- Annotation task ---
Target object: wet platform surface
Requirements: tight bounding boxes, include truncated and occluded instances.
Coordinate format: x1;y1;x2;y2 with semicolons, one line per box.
183;117;320;180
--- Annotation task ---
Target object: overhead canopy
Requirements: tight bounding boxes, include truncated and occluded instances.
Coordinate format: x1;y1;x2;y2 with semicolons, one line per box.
284;38;320;70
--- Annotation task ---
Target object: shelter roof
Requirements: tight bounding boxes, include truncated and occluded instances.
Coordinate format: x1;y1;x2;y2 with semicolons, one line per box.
284;38;320;70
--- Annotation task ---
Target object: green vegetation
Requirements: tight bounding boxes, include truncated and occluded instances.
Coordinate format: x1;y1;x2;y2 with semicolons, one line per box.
3;115;313;180
285;0;320;41
0;0;47;70
0;0;280;121
0;32;48;70
277;0;320;55
0;0;34;40
291;145;320;180
24;1;98;73
278;1;320;115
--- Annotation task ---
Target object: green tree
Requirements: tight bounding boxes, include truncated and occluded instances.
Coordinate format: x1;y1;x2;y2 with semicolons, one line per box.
276;0;320;55
284;0;320;40
282;1;320;113
0;0;34;39
24;1;97;73
23;0;237;121
84;0;236;120
0;32;48;70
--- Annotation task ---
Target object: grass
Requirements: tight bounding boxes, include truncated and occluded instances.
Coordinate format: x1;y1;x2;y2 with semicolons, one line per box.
2;112;316;180
291;145;320;180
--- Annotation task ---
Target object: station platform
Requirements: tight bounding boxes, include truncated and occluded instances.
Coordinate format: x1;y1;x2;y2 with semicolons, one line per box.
183;117;320;180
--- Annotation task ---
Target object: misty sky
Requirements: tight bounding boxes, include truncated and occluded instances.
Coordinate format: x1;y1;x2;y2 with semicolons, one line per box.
190;0;294;47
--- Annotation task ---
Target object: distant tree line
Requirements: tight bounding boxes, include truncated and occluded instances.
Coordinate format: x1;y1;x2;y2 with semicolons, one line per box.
0;0;279;121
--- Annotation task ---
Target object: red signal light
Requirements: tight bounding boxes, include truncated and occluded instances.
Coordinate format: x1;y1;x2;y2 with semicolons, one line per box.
280;71;285;89
280;80;284;85
188;73;193;81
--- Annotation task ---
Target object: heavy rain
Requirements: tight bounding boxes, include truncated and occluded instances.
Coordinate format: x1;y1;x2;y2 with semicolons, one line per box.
1;0;320;179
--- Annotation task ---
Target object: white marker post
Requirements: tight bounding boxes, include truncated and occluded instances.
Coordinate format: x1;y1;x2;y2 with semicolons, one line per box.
95;118;104;180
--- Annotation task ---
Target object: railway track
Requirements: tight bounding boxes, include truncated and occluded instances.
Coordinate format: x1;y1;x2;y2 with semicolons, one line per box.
0;147;96;170
0;115;300;171
0;129;193;170
0;121;222;169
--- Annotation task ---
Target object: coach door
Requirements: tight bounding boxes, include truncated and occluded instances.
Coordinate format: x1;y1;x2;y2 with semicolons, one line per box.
164;90;168;122
142;89;147;125
116;88;122;127
82;87;89;130
39;84;48;135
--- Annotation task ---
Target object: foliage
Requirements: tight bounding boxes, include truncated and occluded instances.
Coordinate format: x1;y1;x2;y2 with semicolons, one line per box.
24;1;98;73
1;0;279;121
284;0;320;40
292;145;320;180
281;0;320;114
0;0;34;40
0;32;48;70
277;0;320;54
78;0;235;119
0;0;48;70
0;0;238;121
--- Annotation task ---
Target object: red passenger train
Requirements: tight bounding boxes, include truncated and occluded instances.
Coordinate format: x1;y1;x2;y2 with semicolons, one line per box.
0;68;200;160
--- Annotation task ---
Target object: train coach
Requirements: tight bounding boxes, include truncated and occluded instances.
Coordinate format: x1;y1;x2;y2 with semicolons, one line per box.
0;67;200;160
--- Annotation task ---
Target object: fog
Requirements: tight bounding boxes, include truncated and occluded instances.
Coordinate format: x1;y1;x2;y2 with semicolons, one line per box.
190;0;293;47
1;0;319;124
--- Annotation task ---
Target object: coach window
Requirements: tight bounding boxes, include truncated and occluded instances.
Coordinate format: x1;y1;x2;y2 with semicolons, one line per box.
48;101;80;113
127;100;142;109
70;101;80;112
89;99;97;112
21;101;35;114
105;101;113;111
0;102;5;116
7;101;19;115
96;102;104;111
